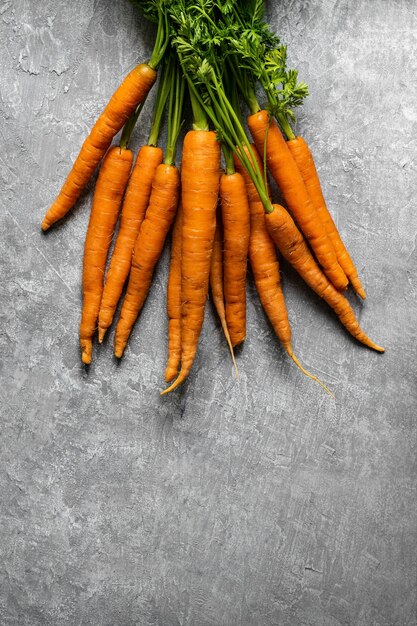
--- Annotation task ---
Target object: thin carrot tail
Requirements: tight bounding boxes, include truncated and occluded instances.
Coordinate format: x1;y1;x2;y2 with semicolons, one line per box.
351;277;367;300
160;368;189;395
219;318;239;379
286;348;334;398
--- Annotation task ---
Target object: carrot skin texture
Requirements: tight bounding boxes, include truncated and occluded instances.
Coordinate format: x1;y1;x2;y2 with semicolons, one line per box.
265;205;384;352
80;146;133;364
220;172;250;347
162;130;221;394
247;110;348;291
210;219;237;371
234;147;292;353
98;145;163;341
114;163;180;358
165;205;183;382
42;64;156;231
287;136;366;298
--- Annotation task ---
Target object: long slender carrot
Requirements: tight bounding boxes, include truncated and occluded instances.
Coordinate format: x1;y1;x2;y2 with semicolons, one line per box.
161;129;221;394
265;204;384;352
80;145;133;364
114;55;184;359
287;136;366;299
234;146;333;395
220;168;250;347
114;163;180;358
165;205;183;383
41;63;156;231
98;145;163;342
210;218;238;374
247;110;348;291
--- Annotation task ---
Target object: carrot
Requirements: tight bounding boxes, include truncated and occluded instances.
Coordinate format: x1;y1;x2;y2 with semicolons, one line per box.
41;63;156;231
161;129;221;394
247;110;349;292
287;136;366;299
220;169;250;347
165;204;183;382
210;218;238;374
265;204;384;352
80;145;133;364
114;163;180;358
98;145;163;342
234;146;333;395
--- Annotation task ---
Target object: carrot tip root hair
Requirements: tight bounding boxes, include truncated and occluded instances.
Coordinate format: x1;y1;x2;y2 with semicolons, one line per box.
288;350;335;398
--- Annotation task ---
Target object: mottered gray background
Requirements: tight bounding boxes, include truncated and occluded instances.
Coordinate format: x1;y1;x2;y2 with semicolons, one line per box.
1;1;416;624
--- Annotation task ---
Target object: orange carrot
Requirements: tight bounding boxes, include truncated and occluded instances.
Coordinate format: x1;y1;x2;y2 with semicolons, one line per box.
234;147;291;352
161;129;221;394
265;204;384;352
165;204;183;382
42;63;156;231
247;110;348;291
98;145;163;341
235;146;333;395
210;218;238;374
80;145;133;364
287;136;366;299
114;163;180;358
220;171;250;346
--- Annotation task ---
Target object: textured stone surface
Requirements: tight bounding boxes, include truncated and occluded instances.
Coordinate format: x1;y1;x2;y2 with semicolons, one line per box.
0;1;416;624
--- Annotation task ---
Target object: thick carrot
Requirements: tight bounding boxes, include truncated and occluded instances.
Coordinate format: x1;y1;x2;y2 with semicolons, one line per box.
80;145;133;364
247;110;348;291
210;218;238;374
235;146;333;395
161;129;221;394
114;163;180;358
265;204;384;352
220;171;250;346
287;136;366;299
41;63;156;231
98;145;163;341
165;205;183;383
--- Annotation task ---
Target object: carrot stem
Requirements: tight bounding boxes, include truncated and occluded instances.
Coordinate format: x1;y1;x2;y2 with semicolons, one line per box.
165;60;184;165
120;101;145;150
148;56;172;147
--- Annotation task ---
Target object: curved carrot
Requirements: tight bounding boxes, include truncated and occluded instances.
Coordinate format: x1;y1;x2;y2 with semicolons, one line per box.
247;110;348;292
287;136;366;299
235;146;333;395
161;130;221;394
165;204;183;382
265;204;384;352
80;145;133;364
220;171;250;347
234;148;291;352
98;145;163;341
42;63;156;231
210;218;238;375
114;163;180;358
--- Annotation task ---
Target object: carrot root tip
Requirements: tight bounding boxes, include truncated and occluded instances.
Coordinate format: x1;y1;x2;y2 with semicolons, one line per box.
98;327;106;343
288;350;334;398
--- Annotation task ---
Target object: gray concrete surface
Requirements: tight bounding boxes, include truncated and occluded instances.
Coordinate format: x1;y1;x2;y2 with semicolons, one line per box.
1;1;416;624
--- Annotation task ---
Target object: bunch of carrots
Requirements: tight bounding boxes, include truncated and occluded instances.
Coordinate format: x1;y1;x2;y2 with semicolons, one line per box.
41;0;384;397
